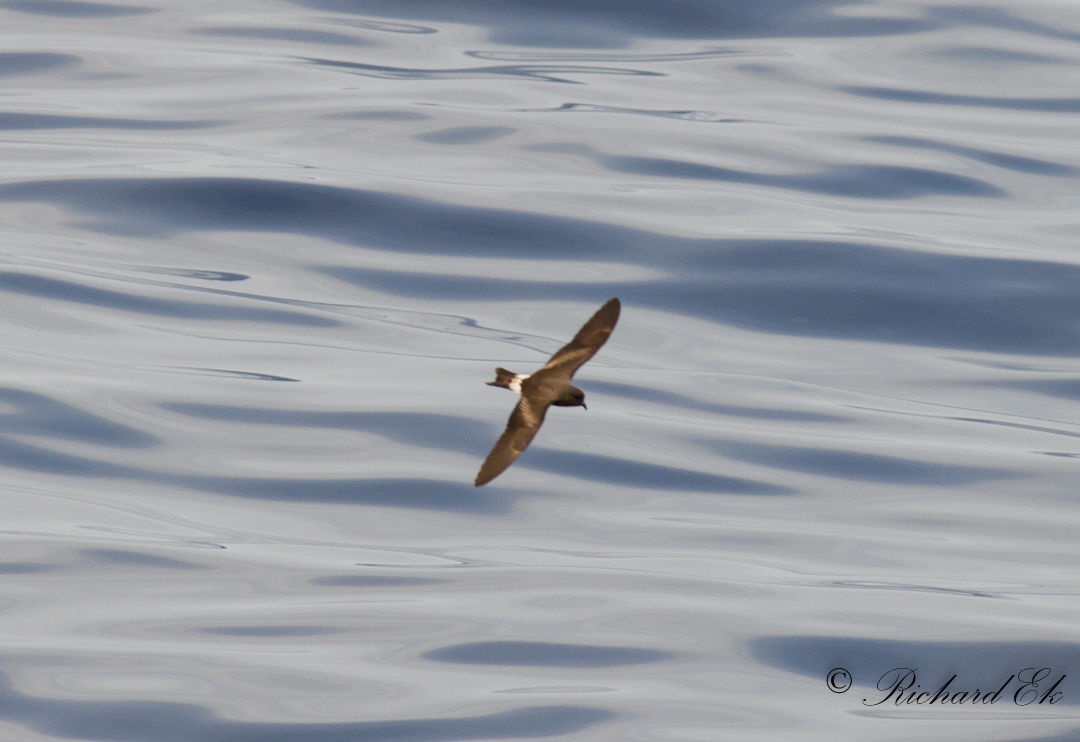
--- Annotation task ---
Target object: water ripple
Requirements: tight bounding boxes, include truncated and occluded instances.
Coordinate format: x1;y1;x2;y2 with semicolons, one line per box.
190;26;373;46
517;103;735;122
0;52;80;77
324;237;1080;356
161;404;494;456
842;85;1080;113
0;0;155;18
925;46;1063;65
708;441;1020;486
416;126;516;145
0;387;157;448
466;49;740;62
753;636;1080;706
521;449;793;494
423;641;674;668
587;380;846;423
0;391;512;512
0;429;513;512
293;0;935;47
0;663;616;741
156;402;784;494
0;271;337;327
299;56;663;83
311;575;444;587
81;549;205;570
0;112;222;131
865;135;1080;177
529;143;1005;199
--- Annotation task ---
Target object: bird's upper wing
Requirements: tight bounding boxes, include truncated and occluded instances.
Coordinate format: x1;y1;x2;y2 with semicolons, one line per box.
540;297;620;380
474;396;550;486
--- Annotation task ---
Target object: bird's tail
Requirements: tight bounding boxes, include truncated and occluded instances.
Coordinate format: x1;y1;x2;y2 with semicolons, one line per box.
486;367;517;389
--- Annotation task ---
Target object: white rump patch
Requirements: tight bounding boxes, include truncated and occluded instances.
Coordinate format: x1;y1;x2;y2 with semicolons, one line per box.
508;374;529;394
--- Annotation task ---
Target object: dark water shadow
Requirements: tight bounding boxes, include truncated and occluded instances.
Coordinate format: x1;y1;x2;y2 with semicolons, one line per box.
0;390;775;503
321;234;1080;357
322;110;430;121
828;581;998;599
999;729;1080;742
190;26;373;46
338;18;438;35
0;392;511;514
842;86;1080;113
6;177;1080;356
0;0;154;17
0;436;139;478
311;575;445;587
0;271;337;327
751;635;1079;706
709;440;1020;486
300;56;662;84
531;143;1004;199
415;126;515;145
0;387;157;448
174;476;513;514
865;135;1079;177
926;46;1063;65
0;113;222;131
423;641;674;668
519;102;736;122
926;4;1080;44
291;0;935;47
0;563;55;575
161;401;789;494
161;404;493;456
81;549;205;570
673;242;1080;356
519;449;794;495
586;380;847;423
0;177;636;259
173;368;300;382
982;379;1080;401
948;416;1080;441
199;625;340;637
136;267;249;281
0;433;510;513
0;53;79;77
0;663;615;741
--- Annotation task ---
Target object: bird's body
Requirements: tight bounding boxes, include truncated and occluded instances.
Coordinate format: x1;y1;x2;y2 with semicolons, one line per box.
475;298;620;487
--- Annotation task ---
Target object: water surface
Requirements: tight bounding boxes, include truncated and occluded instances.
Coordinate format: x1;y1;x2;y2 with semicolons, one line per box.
1;0;1079;739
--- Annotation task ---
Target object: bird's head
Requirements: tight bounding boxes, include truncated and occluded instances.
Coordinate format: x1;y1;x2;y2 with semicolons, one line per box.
554;385;587;409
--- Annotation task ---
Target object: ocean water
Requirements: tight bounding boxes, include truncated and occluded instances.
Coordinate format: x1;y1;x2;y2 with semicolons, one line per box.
1;0;1079;739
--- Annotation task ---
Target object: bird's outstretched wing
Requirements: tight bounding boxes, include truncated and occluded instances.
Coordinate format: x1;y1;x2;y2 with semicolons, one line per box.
474;396;550;486
540;297;620;380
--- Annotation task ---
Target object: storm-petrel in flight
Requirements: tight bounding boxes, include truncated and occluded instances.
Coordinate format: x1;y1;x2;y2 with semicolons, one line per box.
475;298;621;486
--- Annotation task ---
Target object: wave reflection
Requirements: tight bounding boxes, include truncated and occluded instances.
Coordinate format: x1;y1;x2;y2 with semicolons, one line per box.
293;0;935;47
0;663;616;741
842;85;1080;113
0;52;80;76
0;0;154;18
299;56;663;83
528;143;1006;198
4;177;1079;355
0;112;222;131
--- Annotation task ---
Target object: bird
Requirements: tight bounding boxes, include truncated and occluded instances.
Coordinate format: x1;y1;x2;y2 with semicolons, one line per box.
474;298;621;487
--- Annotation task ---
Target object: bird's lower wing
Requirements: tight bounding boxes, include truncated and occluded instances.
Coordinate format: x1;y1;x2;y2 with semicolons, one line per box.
474;397;549;486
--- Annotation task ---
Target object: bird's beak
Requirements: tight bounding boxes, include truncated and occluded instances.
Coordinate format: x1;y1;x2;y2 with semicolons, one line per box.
582;402;587;410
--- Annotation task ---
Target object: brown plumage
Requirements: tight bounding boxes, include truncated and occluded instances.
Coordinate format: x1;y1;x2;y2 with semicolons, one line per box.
475;298;621;486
